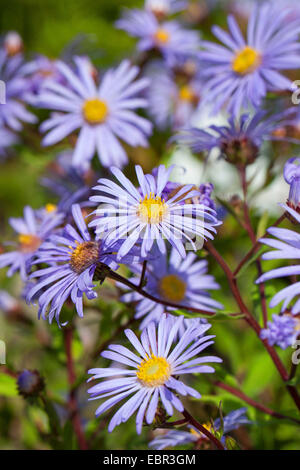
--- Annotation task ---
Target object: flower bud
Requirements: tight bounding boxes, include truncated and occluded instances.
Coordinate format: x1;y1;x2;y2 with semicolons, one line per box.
284;157;300;213
17;369;45;398
221;138;259;166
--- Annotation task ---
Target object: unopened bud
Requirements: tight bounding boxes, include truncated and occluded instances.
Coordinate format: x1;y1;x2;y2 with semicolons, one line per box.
17;369;45;398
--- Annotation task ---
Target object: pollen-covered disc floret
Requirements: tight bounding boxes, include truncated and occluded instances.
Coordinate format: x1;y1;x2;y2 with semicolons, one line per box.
87;316;222;434
69;240;99;274
136;354;171;387
26;204;121;324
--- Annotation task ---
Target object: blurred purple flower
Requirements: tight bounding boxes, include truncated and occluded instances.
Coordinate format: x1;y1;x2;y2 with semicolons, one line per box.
0;205;64;280
260;314;299;350
0;127;18;160
145;59;202;130
116;9;200;64
0;49;37;131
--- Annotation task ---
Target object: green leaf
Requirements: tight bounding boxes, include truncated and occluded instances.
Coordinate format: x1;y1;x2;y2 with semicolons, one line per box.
172;309;244;320
0;373;18;397
62;420;75;450
256;211;269;239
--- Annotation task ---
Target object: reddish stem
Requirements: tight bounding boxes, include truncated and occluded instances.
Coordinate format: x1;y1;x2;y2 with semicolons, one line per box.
182;408;225;450
205;240;300;412
107;269;221;317
215;381;300;425
233;214;286;277
240;167;268;327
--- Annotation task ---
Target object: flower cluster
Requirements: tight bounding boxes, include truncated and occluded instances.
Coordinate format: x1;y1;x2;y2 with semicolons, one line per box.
1;0;300;450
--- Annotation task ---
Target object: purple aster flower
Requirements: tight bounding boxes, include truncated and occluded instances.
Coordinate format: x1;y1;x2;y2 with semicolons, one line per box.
26;204;124;324
38;57;152;169
0;49;37;131
89;164;221;260
256;205;300;315
87;316;222;434
0;127;18;160
284;157;300;213
146;59;202;130
121;246;223;329
260;314;299;350
176;109;296;165
0;205;64;281
22;55;63;104
116;9;200;64
149;407;250;449
199;5;300;115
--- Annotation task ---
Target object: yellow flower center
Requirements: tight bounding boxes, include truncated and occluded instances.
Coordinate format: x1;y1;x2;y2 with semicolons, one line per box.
82;98;108;125
69;240;99;274
158;274;187;303
137;193;168;224
154;28;170;44
179;85;195;103
232;46;261;75
136;354;171;387
18;234;41;253
45;203;57;213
